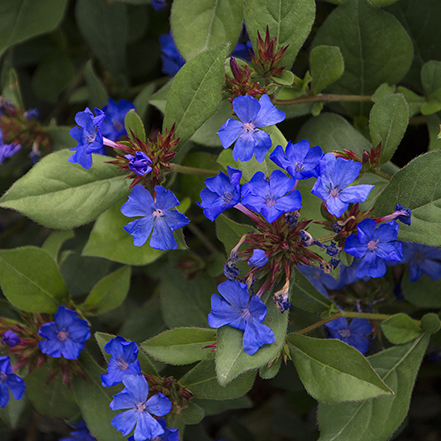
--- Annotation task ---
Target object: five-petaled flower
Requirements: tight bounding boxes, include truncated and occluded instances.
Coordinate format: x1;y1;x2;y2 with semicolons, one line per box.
241;170;301;223
110;374;171;441
325;317;372;354
102;99;135;141
311;153;374;217
208;280;275;355
0;356;26;408
217;94;286;163
344;219;403;278
68;107;106;169
38;306;90;360
401;242;441;282
121;185;189;251
101;336;141;387
198;166;242;221
270;140;324;180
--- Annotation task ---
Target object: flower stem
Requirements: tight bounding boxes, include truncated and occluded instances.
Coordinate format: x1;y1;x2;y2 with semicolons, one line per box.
169;163;218;177
274;94;372;106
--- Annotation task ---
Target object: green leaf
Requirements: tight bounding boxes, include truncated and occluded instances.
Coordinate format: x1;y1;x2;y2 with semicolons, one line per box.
0;246;68;313
26;365;79;419
421;60;441;96
0;0;68;54
42;229;75;263
180;360;256;400
84;60;108;109
372;150;441;246
171;0;243;61
296;113;371;156
421;88;441;115
401;269;441;308
167;401;205;427
287;333;392;403
369;93;409;164
160;266;214;328
194;396;253;415
245;0;316;70
133;82;156;121
215;214;253;255
82;199;165;265
0;150;129;229
81;266;131;315
141;328;217;365
427;113;441;150
421;313;441;335
310;46;344;94
272;70;295;86
259;356;282;379
381;313;423;345
313;0;413;109
371;84;396;103
73;351;125;441
163;44;228;151
215;300;289;386
0;394;27;428
291;266;334;314
149;81;172;114
125;109;146;143
317;335;429;441
75;0;128;73
397;86;425;118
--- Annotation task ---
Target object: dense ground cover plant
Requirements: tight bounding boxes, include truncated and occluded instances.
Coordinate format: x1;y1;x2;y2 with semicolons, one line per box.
0;0;441;440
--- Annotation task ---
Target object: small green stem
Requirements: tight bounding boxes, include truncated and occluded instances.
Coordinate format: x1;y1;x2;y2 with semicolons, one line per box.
169;163;218;177
274;94;372;106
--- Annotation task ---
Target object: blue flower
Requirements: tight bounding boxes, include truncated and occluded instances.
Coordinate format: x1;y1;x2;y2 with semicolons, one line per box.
248;249;268;268
110;374;171;441
334;257;371;289
0;130;21;164
344;219;403;278
125;152;152;176
128;419;178;441
297;265;337;297
217;95;286;163
151;0;167;11
270;140;324;180
311;153;374;217
395;204;412;226
159;32;186;76
208;280;275;355
102;99;135;141
38;306;90;360
198;167;242;221
241;170;301;223
60;420;97;441
101;337;141;387
401;242;441;282
231;41;254;62
24;108;39;120
69;107;106;169
1;331;20;347
121;185;190;251
325;317;372;354
0;356;25;408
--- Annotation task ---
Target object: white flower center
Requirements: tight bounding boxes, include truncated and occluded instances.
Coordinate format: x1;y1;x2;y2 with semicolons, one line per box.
243;122;255;132
367;240;379;251
338;328;351;338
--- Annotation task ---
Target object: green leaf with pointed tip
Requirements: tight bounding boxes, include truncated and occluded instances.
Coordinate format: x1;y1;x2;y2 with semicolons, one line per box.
171;0;243;61
73;351;125;441
83;200;166;265
244;0;316;70
317;335;429;441
369;94;409;164
163;44;228;150
180;360;256;400
372;150;441;247
81;266;131;315
0;247;69;313
125;109;146;143
0;0;69;54
0;150;129;229
141;328;216;365
26;365;79;419
313;0;413;107
42;230;75;263
381;313;423;345
287;333;392;403
291;266;334;314
75;0;128;73
296;113;371;156
310;46;344;94
215;299;289;386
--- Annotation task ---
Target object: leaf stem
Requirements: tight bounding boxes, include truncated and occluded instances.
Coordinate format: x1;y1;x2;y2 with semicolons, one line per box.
169;163;218;177
274;94;372;106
